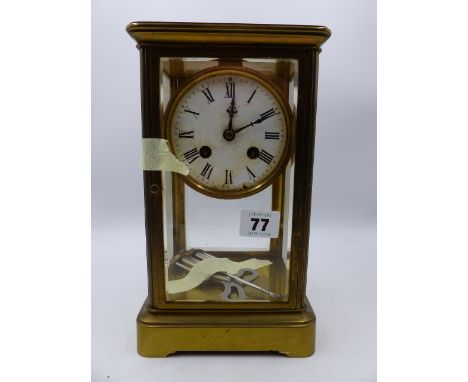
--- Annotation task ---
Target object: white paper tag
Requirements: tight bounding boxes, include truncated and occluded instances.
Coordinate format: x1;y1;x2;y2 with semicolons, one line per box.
141;138;189;175
239;210;280;238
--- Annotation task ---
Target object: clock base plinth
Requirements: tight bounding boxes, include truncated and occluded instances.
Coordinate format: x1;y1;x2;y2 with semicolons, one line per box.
136;298;316;357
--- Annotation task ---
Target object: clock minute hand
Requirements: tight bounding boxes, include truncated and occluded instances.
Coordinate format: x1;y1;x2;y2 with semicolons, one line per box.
232;120;259;134
233;109;278;134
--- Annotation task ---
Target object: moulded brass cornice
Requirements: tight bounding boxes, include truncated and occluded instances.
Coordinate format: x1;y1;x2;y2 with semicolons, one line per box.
126;22;331;47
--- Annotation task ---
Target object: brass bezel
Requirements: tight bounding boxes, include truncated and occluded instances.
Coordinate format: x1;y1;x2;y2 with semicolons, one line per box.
165;66;293;199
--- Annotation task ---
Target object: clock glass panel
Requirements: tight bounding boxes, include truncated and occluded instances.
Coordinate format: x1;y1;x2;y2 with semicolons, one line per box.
159;57;298;303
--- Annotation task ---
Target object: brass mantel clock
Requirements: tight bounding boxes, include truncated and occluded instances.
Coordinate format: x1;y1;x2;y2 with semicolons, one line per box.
127;22;331;357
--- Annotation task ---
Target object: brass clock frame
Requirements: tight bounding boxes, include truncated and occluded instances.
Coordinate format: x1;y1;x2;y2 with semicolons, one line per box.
165;66;293;199
127;21;331;357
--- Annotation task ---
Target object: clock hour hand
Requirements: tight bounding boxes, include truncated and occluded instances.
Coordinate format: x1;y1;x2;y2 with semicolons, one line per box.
232;108;278;134
223;91;237;141
226;97;236;131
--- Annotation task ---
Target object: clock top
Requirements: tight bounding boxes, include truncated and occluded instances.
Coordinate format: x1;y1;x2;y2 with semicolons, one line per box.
126;21;331;47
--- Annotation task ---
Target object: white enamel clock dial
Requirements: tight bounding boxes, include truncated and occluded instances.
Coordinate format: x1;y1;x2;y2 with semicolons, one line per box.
167;67;291;198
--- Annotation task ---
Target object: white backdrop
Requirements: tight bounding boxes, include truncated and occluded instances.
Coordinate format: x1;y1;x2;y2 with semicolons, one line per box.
92;0;376;381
